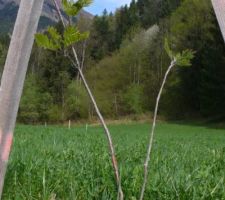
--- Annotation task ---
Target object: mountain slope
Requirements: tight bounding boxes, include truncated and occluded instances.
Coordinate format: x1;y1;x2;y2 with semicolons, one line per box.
0;0;93;34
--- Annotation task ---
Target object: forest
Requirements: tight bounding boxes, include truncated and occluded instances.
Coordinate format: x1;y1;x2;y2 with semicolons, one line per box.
0;0;225;123
0;0;225;199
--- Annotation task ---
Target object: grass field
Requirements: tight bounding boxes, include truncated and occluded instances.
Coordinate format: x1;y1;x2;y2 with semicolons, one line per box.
2;122;225;199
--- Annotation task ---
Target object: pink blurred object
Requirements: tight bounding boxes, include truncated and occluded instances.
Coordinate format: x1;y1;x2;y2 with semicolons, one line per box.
2;133;13;162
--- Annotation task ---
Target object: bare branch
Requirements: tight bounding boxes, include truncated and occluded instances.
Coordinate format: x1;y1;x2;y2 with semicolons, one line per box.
77;40;87;81
139;59;176;200
52;0;66;27
52;0;124;199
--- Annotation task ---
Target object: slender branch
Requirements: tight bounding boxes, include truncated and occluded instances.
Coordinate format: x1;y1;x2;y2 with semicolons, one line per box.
77;66;124;199
71;47;81;68
139;59;176;200
52;0;66;27
52;1;124;199
81;41;87;72
68;52;124;200
76;40;87;81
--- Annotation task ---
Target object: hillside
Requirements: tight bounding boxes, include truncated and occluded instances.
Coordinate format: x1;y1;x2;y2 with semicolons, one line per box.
1;0;225;123
0;0;93;34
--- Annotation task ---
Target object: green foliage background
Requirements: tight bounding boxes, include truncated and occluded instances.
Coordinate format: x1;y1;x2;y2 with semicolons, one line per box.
0;0;225;123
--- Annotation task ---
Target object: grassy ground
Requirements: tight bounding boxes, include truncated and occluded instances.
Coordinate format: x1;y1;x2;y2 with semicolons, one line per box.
2;122;225;199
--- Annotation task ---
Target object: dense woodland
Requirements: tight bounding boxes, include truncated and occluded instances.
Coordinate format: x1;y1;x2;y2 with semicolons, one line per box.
0;0;225;123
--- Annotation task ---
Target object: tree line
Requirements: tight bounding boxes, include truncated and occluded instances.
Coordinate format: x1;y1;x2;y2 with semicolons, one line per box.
0;0;224;123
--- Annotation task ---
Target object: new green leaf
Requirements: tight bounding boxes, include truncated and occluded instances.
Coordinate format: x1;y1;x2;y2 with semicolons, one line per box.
175;49;195;67
35;27;62;51
62;0;93;16
63;26;89;47
164;38;194;67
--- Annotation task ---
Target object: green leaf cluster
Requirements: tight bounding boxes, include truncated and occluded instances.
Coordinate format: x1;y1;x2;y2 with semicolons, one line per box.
175;49;195;67
64;26;89;47
36;27;62;50
35;26;89;51
35;0;92;51
164;38;194;67
62;0;93;16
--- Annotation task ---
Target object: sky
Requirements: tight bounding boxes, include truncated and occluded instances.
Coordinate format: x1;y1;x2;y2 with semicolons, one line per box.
85;0;132;15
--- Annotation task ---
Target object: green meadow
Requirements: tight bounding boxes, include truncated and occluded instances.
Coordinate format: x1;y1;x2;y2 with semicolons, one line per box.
2;123;225;199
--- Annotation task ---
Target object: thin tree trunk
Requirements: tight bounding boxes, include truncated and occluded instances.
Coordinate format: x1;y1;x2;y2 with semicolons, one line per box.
52;1;124;199
80;41;87;72
61;81;65;122
129;65;132;84
76;65;124;199
76;40;87;82
133;66;136;84
114;94;118;117
139;59;176;200
0;0;44;198
137;63;141;85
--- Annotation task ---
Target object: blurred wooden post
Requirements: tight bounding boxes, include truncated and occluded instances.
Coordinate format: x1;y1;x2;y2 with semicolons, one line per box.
68;120;71;129
211;0;225;42
0;0;44;198
86;124;88;133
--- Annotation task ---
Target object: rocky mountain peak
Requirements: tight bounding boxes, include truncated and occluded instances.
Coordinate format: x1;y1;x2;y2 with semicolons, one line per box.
0;0;93;34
